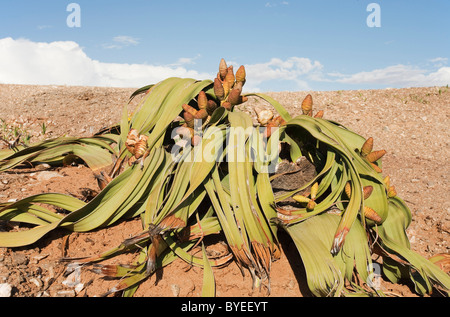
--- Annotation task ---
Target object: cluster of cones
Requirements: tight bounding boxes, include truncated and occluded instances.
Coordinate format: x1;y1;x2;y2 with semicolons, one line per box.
178;59;249;146
274;94;396;226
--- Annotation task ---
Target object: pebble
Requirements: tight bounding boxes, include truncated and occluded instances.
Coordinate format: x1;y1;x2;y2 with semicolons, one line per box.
62;268;81;288
11;253;28;266
74;283;84;294
36;291;50;297
34;163;51;171
0;283;12;297
170;284;180;297
29;277;43;288
426;181;435;188
36;171;63;182
55;290;76;297
31;254;49;264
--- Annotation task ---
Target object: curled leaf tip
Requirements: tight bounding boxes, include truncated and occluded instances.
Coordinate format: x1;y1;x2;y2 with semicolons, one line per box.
331;227;349;255
92;264;118;277
95;171;112;190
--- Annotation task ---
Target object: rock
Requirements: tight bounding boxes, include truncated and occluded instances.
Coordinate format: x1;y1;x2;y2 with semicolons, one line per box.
170;284;180;297
29;277;43;288
74;283;84;294
0;283;12;297
36;291;50;297
36;171;63;182
55;290;76;297
11;253;28;266
30;254;49;264
62;269;81;288
34;163;51;171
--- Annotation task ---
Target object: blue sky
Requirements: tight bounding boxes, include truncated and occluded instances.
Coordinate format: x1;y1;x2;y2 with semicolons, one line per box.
0;0;449;91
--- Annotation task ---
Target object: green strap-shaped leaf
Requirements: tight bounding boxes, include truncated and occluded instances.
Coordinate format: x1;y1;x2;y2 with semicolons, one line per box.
285;213;345;297
201;243;216;297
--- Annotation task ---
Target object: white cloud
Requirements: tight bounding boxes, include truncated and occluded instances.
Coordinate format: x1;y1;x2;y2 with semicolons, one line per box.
0;37;211;88
0;37;448;91
170;54;202;67
102;35;140;49
429;57;448;64
428;57;448;68
265;1;289;8
331;64;450;87
242;57;323;91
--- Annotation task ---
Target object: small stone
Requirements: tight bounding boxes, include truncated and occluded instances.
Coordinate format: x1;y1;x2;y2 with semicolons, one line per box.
31;254;49;264
426;181;435;188
170;284;180;297
286;279;296;290
35;163;51;171
29;277;43;288
0;283;12;297
36;171;63;182
74;283;84;294
55;290;76;297
11;253;28;266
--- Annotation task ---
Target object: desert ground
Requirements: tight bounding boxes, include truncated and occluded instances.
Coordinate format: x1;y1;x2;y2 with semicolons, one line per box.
0;83;448;297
